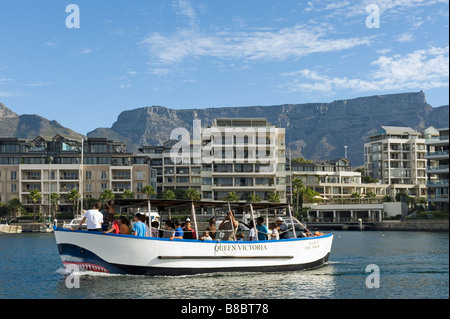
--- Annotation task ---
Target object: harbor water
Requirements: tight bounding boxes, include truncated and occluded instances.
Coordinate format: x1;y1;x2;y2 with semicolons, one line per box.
0;231;448;299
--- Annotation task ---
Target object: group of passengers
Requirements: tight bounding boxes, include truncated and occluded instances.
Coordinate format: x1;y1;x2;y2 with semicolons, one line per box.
76;202;322;240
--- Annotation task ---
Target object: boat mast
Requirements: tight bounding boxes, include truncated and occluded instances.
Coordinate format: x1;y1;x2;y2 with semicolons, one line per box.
191;202;199;240
288;205;297;238
147;199;152;237
227;202;237;241
249;204;258;240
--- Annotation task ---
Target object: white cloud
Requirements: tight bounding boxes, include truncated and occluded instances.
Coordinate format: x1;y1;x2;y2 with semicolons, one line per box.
141;25;371;64
280;46;449;93
396;32;415;42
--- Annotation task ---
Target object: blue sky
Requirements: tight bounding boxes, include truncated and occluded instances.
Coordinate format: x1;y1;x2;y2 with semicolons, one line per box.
0;0;448;135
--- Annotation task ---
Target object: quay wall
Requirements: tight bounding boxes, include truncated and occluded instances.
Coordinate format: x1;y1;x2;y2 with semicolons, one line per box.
376;220;449;232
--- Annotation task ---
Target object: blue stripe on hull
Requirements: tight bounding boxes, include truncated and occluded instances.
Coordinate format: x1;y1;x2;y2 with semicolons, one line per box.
57;243;330;276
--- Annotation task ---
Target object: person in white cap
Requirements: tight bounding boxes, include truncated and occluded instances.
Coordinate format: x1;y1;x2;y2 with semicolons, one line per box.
276;217;289;239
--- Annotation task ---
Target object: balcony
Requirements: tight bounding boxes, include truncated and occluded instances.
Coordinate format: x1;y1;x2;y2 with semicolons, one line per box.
426;165;449;174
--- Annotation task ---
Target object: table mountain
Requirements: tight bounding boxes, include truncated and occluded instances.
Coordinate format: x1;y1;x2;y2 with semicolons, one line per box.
0;102;84;140
87;91;449;166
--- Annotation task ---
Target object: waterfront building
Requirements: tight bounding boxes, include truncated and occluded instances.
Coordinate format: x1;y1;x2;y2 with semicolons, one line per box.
364;126;428;198
0;135;154;214
288;158;387;201
425;127;449;212
138;118;287;203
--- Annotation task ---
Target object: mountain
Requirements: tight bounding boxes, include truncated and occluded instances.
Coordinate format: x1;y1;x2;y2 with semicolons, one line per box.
0;103;84;140
87;91;449;166
1;92;448;166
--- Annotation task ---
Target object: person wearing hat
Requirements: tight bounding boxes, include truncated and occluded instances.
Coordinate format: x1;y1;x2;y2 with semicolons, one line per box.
276;217;289;240
132;213;147;237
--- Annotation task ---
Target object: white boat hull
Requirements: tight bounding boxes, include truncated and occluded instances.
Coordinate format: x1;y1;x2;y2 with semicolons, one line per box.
54;227;333;276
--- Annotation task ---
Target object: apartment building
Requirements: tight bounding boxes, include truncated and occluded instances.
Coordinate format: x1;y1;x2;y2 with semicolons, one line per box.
364;126;428;197
0;135;154;213
139;118;287;203
425;127;449;212
288;158;387;200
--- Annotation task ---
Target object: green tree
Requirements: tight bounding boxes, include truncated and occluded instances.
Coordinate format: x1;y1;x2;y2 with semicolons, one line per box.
142;185;157;199
246;193;261;203
224;191;240;203
7;198;23;219
351;192;362;199
99;189;115;203
292;178;304;214
365;191;376;199
160;189;176;200
184;188;201;201
267;192;280;203
29;189;42;222
50;192;60;220
122;189;135;199
67;189;80;218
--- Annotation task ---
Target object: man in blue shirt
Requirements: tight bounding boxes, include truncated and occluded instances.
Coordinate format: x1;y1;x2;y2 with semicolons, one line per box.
256;217;269;240
133;213;147;237
170;219;184;240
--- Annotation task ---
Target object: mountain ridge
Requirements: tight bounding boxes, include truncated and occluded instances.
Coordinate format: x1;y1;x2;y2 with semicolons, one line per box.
1;92;449;166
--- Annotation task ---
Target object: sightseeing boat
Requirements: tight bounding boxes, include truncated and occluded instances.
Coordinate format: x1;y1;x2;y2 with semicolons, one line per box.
54;199;333;276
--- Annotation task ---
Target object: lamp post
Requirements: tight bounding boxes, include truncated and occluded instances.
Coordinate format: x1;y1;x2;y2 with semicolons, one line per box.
344;145;348;159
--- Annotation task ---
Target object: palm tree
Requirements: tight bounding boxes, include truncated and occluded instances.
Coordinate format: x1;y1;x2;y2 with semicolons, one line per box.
224;191;240;203
29;189;42;222
67;188;80;218
8;198;23;220
267;192;280;203
184;188;201;201
292;178;304;214
246;193;261;203
99;189;115;203
142;185;156;199
160;189;176;200
50;192;60;221
122;189;135;199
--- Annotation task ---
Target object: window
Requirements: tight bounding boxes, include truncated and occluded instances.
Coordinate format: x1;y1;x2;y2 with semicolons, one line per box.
86;171;92;180
136;171;144;180
10;171;17;181
101;171;107;180
11;184;17;192
101;183;108;190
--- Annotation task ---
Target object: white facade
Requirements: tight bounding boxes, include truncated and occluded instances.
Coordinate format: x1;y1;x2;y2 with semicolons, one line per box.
364;126;428;197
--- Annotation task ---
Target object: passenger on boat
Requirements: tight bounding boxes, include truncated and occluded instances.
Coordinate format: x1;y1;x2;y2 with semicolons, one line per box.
314;231;324;237
269;222;279;240
275;217;290;240
237;233;245;241
118;216;130;235
302;229;313;237
183;221;197;240
133;213;147;237
162;220;175;238
199;231;212;241
219;211;238;241
206;217;217;240
103;214;120;235
170;220;184;240
151;221;159;237
256;217;269;240
101;202;115;232
246;221;257;241
76;202;103;232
